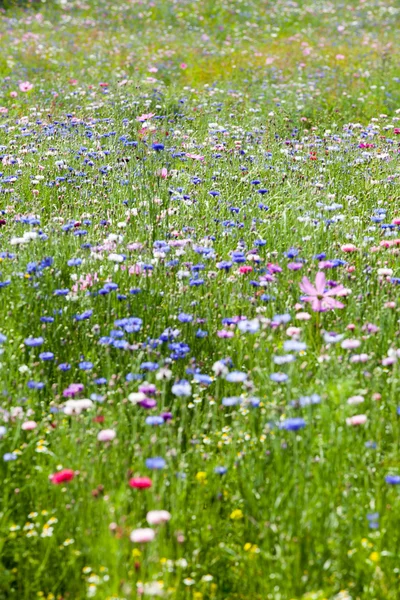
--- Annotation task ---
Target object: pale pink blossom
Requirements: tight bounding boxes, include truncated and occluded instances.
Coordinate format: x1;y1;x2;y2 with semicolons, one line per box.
146;510;171;525
21;420;37;431
347;395;364;405
185;153;205;161
299;272;346;312
19;81;33;92
341;243;358;252
97;429;116;442
295;312;311;320
346;414;367;426
130;528;155;543
341;339;361;350
136;113;155;122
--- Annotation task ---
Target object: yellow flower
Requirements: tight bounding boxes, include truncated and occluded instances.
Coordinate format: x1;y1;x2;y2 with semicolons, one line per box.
369;551;380;562
132;548;141;558
230;509;243;520
195;471;207;483
244;543;252;551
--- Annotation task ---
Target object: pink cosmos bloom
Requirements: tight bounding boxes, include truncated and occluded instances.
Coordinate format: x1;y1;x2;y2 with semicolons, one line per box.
185;153;205;161
19;81;33;92
346;414;367;426
180;63;188;69
287;262;303;271
136;113;155;122
63;383;84;398
299;272;346;312
146;510;171;525
97;429;116;442
130;528;155;543
21;420;37;431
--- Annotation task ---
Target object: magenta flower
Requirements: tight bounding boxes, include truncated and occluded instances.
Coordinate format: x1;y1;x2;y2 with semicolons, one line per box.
19;81;33;92
299;272;346;312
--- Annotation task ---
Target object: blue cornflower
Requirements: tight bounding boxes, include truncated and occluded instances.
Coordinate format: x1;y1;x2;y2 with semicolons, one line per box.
193;374;212;385
67;258;82;266
3;452;17;462
214;466;228;475
79;361;93;370
146;457;166;470
126;373;142;382
386;475;400;485
152;143;164;151
222;396;242;406
145;416;164;426
27;381;45;390
279;418;306;431
40;317;54;323
74;310;93;321
140;362;159;371
58;363;71;371
225;371;247;383
39;352;54;361
270;373;289;383
172;380;192;397
24;337;44;347
178;313;193;323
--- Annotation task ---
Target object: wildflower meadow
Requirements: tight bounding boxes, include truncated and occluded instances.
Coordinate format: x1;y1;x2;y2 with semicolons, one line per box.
0;0;400;598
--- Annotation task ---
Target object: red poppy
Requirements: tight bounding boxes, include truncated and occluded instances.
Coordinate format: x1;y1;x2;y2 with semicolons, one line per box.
51;469;75;485
129;477;152;489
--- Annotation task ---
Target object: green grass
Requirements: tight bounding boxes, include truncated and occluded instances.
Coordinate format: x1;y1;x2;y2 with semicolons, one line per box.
0;0;400;599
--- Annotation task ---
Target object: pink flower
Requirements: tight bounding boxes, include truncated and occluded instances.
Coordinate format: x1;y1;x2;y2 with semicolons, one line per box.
0;107;8;114
299;272;346;312
341;243;358;252
129;476;152;489
336;54;345;60
217;330;234;338
180;63;188;69
341;339;361;350
21;420;37;431
346;414;367;426
287;262;303;271
130;528;155;543
97;429;116;442
350;353;369;363
51;469;75;484
136;113;155;122
146;510;171;525
295;312;311;320
19;81;33;92
185;153;204;161
10;91;18;98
